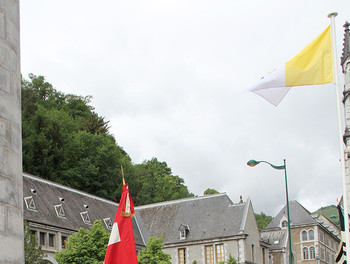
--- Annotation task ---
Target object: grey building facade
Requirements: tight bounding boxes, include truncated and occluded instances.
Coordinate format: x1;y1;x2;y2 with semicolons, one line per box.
23;173;266;264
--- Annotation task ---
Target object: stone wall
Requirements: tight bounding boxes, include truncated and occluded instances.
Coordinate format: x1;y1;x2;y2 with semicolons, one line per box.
0;0;23;263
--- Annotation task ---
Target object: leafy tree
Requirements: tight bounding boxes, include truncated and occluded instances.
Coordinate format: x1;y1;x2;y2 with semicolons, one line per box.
226;254;238;264
255;212;273;231
137;236;171;264
24;221;46;264
22;74;192;205
55;220;109;264
204;188;219;195
133;158;193;205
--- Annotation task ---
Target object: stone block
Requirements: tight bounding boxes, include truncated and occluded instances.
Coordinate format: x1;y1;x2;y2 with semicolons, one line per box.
0;146;21;179
6;206;23;236
5;13;19;53
0;119;10;149
0;12;5;39
11;71;21;104
0;91;21;129
0;174;20;208
0;63;10;94
0;204;5;233
0;39;20;73
10;125;21;154
0;0;20;29
0;233;24;263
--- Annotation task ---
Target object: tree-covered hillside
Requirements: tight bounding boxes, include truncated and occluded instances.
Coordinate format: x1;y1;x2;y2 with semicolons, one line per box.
313;205;339;227
22;74;193;205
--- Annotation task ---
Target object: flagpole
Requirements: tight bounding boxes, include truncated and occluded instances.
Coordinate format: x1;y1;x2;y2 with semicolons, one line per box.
328;12;350;258
121;165;126;186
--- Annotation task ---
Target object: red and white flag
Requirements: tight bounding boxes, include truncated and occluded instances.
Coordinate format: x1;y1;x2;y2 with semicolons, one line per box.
104;183;138;264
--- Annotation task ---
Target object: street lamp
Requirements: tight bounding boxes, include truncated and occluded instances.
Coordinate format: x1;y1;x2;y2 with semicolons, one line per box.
247;159;293;264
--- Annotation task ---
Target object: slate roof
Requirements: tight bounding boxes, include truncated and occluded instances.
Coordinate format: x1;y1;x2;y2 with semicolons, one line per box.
265;200;316;230
135;193;250;245
23;173;144;246
260;229;287;251
23;173;251;248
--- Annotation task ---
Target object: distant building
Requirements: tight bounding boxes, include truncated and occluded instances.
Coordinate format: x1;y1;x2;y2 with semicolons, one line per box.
23;173;266;264
261;201;340;264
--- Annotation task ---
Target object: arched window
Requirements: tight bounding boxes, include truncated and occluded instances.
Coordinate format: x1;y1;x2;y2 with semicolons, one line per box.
301;230;308;241
308;229;314;240
303;247;309;260
282;220;288;227
310;246;315;259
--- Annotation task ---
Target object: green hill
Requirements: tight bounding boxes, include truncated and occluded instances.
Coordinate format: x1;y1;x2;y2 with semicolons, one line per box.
313;205;339;228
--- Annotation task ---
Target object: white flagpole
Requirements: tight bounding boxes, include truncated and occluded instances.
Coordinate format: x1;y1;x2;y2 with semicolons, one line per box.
328;12;350;256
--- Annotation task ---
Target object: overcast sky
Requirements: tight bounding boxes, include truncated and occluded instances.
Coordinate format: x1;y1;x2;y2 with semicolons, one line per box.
20;0;350;216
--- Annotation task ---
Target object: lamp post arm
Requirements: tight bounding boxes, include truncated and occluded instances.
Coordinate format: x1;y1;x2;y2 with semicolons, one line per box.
258;160;286;170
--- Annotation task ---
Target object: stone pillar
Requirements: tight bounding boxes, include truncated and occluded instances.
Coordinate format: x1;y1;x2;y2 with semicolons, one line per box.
342;22;350;221
0;1;24;263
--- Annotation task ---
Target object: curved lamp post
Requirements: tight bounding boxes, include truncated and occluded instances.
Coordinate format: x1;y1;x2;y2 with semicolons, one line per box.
247;159;293;264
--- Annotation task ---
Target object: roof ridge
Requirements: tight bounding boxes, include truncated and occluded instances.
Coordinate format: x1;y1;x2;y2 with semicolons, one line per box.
23;172;119;206
135;193;228;210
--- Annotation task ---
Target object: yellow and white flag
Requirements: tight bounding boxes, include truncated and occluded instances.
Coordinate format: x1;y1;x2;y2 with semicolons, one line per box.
248;26;333;106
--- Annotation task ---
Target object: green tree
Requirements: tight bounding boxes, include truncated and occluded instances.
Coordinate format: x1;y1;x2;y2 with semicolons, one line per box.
24;221;46;264
138;236;171;264
255;212;273;231
204;188;219;195
226;254;238;264
133;158;193;205
55;220;109;264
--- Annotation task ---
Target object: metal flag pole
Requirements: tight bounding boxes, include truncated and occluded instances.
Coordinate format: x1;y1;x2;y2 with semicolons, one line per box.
328;12;350;259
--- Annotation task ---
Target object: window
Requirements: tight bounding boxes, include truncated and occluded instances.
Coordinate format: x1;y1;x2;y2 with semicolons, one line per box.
54;204;66;218
320;247;325;260
215;244;224;263
282;220;288;227
61;236;68;249
325;236;329;246
320;231;324;243
303;247;309;260
326;251;330;263
178;248;186;264
80;211;92;225
49;234;55;247
252;244;255;263
205;245;214;264
178;224;189;240
301;230;308;241
310;246;315;259
24;196;37;211
103;218;113;230
308;229;314;240
40;232;46;246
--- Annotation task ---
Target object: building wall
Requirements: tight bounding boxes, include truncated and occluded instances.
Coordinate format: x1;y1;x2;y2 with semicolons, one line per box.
290;225;338;264
243;202;263;264
163;238;241;264
0;0;24;263
29;222;76;264
344;58;350;217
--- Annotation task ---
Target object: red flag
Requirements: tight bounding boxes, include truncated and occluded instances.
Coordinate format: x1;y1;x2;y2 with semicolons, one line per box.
104;183;138;264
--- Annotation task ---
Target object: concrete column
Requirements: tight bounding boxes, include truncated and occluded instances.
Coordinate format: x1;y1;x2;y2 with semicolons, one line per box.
0;0;24;263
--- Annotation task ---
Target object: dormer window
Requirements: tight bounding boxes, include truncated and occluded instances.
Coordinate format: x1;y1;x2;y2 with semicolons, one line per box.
178;224;190;240
103;218;113;230
282;220;288;228
24;196;37;211
80;211;92;225
54;204;66;218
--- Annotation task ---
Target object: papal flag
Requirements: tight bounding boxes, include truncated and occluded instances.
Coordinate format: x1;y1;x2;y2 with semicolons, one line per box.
247;25;333;106
104;183;138;264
